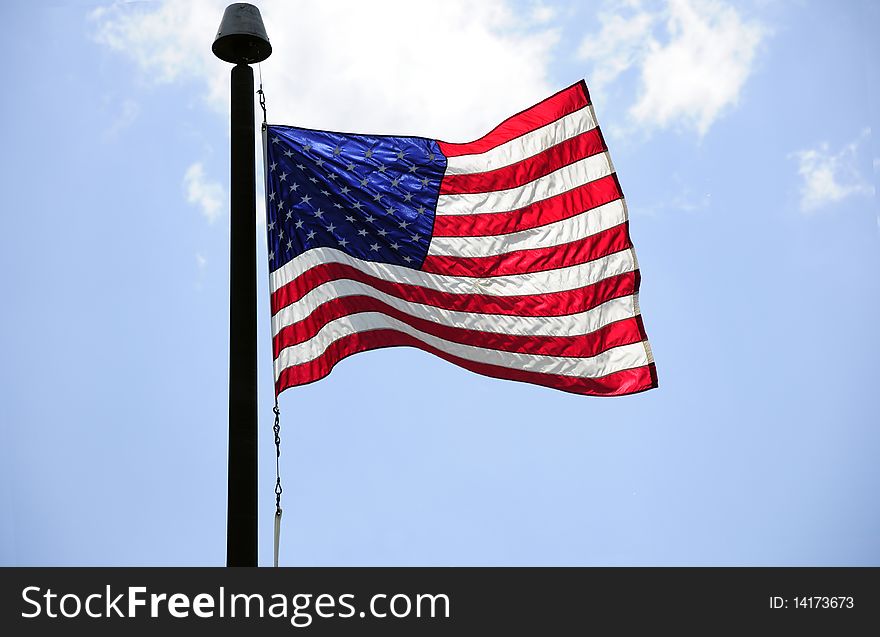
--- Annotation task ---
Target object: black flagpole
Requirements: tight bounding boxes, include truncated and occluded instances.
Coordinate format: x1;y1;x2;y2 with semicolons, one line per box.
212;3;272;567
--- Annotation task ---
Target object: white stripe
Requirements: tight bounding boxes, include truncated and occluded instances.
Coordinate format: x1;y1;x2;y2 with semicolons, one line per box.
445;105;598;175
272;274;637;338
436;152;613;216
270;246;637;297
274;312;649;380
428;199;627;258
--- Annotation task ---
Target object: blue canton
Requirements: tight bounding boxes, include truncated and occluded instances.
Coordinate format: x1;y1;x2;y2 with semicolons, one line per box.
265;125;447;272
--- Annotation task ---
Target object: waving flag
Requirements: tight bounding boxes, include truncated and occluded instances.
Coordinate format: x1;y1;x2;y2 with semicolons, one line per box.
264;81;657;396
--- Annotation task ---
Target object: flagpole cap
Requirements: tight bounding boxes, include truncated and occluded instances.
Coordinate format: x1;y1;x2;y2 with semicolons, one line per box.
212;3;272;64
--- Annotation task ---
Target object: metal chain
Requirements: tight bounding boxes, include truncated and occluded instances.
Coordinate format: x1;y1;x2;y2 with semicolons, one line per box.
260;66;282;565
273;402;283;517
257;63;267;124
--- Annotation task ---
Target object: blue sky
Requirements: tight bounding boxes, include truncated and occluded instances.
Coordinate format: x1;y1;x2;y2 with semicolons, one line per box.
1;0;877;566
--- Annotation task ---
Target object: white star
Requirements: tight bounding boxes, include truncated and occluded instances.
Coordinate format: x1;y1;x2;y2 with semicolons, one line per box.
428;152;436;161
377;164;387;173
277;200;284;210
296;163;306;170
386;206;397;215
279;172;288;182
357;229;367;236
269;192;276;201
333;145;343;155
390;177;400;187
408;165;418;173
417;205;426;214
398;220;410;229
359;178;369;187
285;210;293;220
295;219;305;229
306;230;317;240
269;250;275;260
271;136;280;144
396;150;405;160
378;229;388;237
328;174;338;181
289;183;299;192
309;177;318;184
391;242;400;250
369;243;380;251
410;233;421;242
268;221;275;231
403;193;413;202
373;193;382;202
321;190;330;197
402;255;412;263
300;194;312;206
352;202;363;211
302;143;312;152
365;214;376;223
314;208;324;219
421;177;430;185
278;228;284;239
338;237;349;247
315;158;324;167
269;161;277;172
333;203;343;209
340;186;350;195
365;149;374;158
326;223;336;233
286;239;292;250
283;149;294;158
345;215;355;223
346;162;356;171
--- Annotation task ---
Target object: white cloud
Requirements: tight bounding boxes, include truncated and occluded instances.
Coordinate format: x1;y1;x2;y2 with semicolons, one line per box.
91;0;558;141
579;0;765;135
196;253;207;269
103;98;140;141
791;130;874;212
92;3;213;85
183;162;224;223
578;9;654;92
530;2;557;24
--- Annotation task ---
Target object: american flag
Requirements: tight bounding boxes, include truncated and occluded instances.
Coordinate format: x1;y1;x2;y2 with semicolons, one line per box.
264;81;657;396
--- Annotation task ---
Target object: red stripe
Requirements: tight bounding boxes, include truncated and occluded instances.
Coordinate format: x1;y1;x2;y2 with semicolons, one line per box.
439;128;606;195
275;329;655;396
422;223;631;278
274;293;643;359
436;82;589;158
432;175;622;237
272;262;638;318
